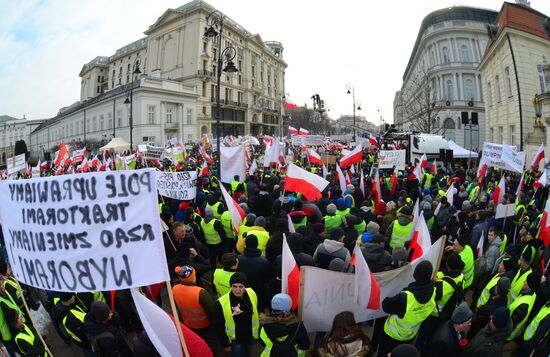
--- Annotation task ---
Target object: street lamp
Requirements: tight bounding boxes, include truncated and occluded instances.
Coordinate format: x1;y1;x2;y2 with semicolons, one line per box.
346;83;360;143
204;10;238;178
123;64;141;151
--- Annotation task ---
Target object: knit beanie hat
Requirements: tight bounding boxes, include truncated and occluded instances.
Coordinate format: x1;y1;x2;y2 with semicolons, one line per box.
521;246;536;265
451;302;473;324
245;234;258;249
413;261;433;283
330;227;345;241
366;221;380;234
447;253;465;271
496;276;511;295
526;272;541;291
386;201;396;211
491;307;510;329
91;301;111;322
326;203;337;215
229;272;248;286
254;216;266;227
328;258;347;272
174;265;196;283
271;293;292;312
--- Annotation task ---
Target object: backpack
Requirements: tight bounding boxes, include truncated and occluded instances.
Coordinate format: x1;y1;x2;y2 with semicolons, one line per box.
268;322;301;357
438;276;464;320
89;330;116;357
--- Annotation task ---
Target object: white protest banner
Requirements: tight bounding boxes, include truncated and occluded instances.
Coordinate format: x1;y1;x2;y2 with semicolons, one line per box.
482;142;525;173
299;238;444;332
7;154;26;175
72;149;86;164
156;171;197;200
143;145;164;160
0;169;169;292
482;142;504;168
137;144;148;153
31;166;40;179
378;150;406;170
300;135;325;146
221;145;245;184
495;203;516;219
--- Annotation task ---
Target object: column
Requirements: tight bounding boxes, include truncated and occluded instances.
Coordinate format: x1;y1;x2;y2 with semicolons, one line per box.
471;39;478;62
458;72;464;101
160;102;165;145
477;75;483;102
452;73;458;101
435;42;441;65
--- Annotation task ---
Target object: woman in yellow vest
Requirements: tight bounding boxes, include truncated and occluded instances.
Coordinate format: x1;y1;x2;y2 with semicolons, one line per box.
213;272;259;357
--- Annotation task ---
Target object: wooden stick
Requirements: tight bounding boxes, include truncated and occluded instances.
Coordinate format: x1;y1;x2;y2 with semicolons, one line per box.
166;280;190;357
297;265;306;321
14;280;53;356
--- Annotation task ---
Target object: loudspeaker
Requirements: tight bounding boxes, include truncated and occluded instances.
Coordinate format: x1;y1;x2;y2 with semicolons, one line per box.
446;100;451;106
446;149;454;162
471;112;478;125
440;148;446;161
461;112;469;124
44;152;51;161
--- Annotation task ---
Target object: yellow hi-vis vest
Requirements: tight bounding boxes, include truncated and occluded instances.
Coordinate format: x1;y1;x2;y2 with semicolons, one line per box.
459;245;474;289
246;229;270;256
509;268;532;302
390;221;413;249
354;220;367;235
259;325;305;357
469;186;480;204
523;302;550;341
221;211;236;239
432;271;464;316
213;269;235;298
507;293;536;341
0;292;24;342
62;306;86;343
384;289;436;341
14;323;47;357
324;215;343;235
207;202;223;219
201;218;222;245
218;288;259;342
335;208;350;218
477;273;502;308
292;216;308;230
238;224;253;239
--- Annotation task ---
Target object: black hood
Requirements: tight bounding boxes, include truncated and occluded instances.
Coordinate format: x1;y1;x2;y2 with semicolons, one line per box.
83;313;110;336
406;281;436;304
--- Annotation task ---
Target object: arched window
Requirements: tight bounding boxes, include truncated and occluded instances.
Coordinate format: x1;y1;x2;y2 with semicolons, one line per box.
442;47;450;64
430;51;435;67
460;45;470;62
465;79;474;101
444;117;456;129
446;80;454;100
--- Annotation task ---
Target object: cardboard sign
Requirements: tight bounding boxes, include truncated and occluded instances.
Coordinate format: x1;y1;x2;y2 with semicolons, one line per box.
156;171;197;200
143;145;164;160
0;169;169;292
495;203;516;219
378;150;406;170
72;149;86;165
482;143;525;173
321;155;336;165
7;154;26;175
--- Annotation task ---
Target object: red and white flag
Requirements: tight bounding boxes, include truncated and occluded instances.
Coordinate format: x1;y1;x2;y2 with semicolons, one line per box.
419;154;428;169
434;183;454;216
298;128;309;135
368;135;379;148
534;171;548;190
409;162;421;180
281;235;300;310
322;164;329;180
429;159;437;173
91;155;100;168
39;160;47;172
307;149;322;165
199;161;209;177
336;163;347;197
288;126;299;135
360;169;366;197
199;145;214;165
54;141;69;167
492;175;506;205
539;197;550;245
389;166;398;195
530;143;545;170
372;169;381;204
287;215;296;233
412;198;420;219
476;231;485;257
477;158;488;183
284;163;329;201
284;96;299;110
340;144;362;169
352;244;380;310
263;136;281;167
220;184;246;233
516;172;525;197
409;211;432;262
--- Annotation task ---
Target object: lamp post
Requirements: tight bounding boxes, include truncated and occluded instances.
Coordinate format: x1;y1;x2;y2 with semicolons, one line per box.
124;65;141;151
204;11;238;179
346;84;361;143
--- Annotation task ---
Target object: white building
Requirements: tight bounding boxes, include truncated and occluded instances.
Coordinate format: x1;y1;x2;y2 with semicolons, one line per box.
478;2;550;157
395;6;498;150
0;115;45;164
30;0;286;158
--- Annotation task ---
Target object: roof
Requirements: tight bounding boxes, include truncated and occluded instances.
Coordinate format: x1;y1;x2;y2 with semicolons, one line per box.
403;6;498;81
0;115;20;122
483;2;550;58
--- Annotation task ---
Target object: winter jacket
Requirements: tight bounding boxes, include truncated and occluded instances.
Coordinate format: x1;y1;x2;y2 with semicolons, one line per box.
237;248;272;306
380;210;397;235
361;243;392;273
258;313;310;353
463;319;513;357
382;280;441;318
254;192;274;218
83;313;134;357
470;219;488;253
320;335;368;357
436;205;450;228
384;214;412;240
484;236;502;273
313;240;351;270
426;321;463;357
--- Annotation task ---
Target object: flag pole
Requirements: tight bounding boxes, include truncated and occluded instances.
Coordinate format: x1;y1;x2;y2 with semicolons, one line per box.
166;280;190;357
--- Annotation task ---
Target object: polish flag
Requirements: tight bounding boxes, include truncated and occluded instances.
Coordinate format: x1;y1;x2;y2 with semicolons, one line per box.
284;163;329;201
412;198;420;220
220;184;246;233
39;160;47;172
539;197;550;245
336;164;347;197
492;175;506;205
429;159;437;173
352;244;380;310
530;143;545;170
372;169;381;204
419;154;428;169
199;161;209;177
389;166;398;195
534;171;548;190
476;231;485;257
299;128;309;135
409;211;432;262
288;126;299;135
322;164;329;180
516;172;525;197
262;136;273;148
199;145;214;165
54;141;69;167
360;169;366;197
434;183;454;216
248;160;258;175
409;162;421;180
282;235;300;310
340;143;362;169
287;215;296;233
368;135;379;148
477;158;488;182
340;149;350;158
284;96;299;110
91;155;100;168
308;149;322;165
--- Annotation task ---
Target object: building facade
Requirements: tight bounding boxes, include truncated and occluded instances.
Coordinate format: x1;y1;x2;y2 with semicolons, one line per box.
0;116;45;165
395;6;498;150
478;2;550;157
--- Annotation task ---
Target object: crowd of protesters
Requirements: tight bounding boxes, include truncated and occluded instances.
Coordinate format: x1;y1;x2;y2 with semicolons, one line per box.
0;138;548;357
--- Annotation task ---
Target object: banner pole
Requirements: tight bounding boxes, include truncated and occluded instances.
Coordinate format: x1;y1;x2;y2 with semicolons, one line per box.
166;280;190;357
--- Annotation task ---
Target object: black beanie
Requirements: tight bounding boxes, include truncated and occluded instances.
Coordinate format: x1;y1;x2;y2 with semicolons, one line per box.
413;261;433;283
526;272;541;291
91;301;111;322
447;253;465;271
59;292;74;302
229;272;248;287
390;344;419;357
245;234;258;249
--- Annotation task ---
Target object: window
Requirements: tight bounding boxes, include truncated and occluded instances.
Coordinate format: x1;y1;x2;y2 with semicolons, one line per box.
490;128;494;142
465;79;474;101
186;108;193;124
166;108;173;123
459;45;470;62
495;75;501;101
505;67;512;96
76;121;79;134
251;65;255;77
202;106;207;115
202;82;206;97
86;118;90;132
446;79;454;100
148;105;156;125
442;47;450;64
203;42;207;53
93;117;97;132
100;115;104;131
429;51;435;67
537;64;547;93
70;123;73;136
499;126;503;142
509;125;515;144
117;110;123;127
238;75;242;85
487;81;493;106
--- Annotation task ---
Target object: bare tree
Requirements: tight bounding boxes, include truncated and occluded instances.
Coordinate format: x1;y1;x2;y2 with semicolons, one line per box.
399;68;445;134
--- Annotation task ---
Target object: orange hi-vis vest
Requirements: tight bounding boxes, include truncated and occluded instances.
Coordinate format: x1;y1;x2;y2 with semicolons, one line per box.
173;284;211;330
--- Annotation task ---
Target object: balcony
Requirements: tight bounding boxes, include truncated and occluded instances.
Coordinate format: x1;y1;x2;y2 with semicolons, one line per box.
164;122;178;131
197;69;214;79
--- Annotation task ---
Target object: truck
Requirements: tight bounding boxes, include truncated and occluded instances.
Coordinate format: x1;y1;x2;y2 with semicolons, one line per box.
382;131;450;165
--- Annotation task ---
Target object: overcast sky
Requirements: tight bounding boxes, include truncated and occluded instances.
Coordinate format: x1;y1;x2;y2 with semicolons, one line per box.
1;0;550;127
